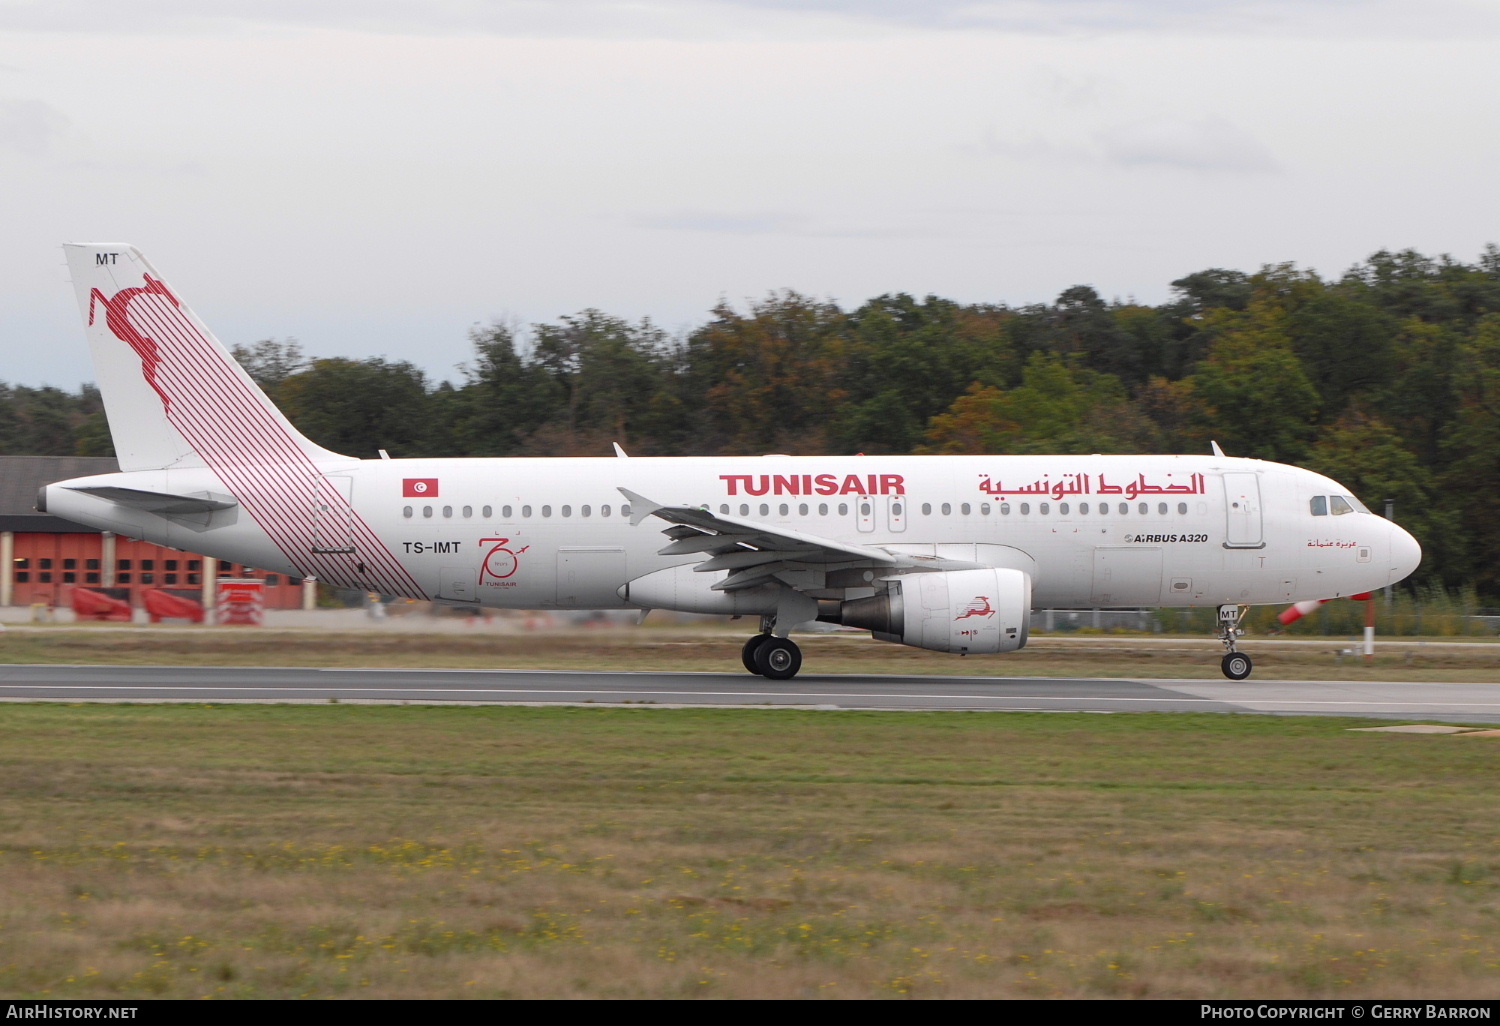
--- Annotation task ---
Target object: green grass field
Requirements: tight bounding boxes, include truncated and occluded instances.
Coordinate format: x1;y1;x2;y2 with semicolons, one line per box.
1;703;1497;999
4;625;1500;681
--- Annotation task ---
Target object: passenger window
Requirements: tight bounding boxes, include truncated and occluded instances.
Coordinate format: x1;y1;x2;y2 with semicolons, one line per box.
1019;503;1030;515
542;505;552;517
402;506;413;518
960;503;971;515
819;503;829;516
838;503;849;516
799;503;809;516
1079;502;1089;515
1157;502;1167;515
602;505;611;517
461;505;471;518
980;503;990;515
1000;503;1010;515
1118;503;1128;515
921;503;932;515
1059;502;1069;515
1177;502;1188;514
739;504;749;516
423;506;433;518
561;505;572;517
1310;495;1328;516
719;504;729;514
581;505;591;517
441;506;451;518
780;504;790;516
521;505;531;518
621;505;631;518
483;505;493;518
1138;502;1148;515
760;504;770;517
1330;495;1354;516
941;503;952;515
1039;502;1049;515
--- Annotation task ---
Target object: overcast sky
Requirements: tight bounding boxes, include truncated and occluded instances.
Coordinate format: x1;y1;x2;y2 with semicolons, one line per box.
2;0;1497;388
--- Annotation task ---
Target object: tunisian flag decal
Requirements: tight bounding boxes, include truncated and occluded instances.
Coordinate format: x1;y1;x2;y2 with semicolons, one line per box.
403;478;439;498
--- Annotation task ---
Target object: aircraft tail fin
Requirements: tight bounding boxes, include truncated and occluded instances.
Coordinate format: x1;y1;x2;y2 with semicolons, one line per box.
62;244;344;472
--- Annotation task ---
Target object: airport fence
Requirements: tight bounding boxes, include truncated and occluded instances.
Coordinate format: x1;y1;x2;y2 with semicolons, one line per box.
1035;586;1497;637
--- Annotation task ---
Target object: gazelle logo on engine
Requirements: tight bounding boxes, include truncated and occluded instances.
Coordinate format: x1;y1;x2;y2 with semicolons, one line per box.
955;596;995;620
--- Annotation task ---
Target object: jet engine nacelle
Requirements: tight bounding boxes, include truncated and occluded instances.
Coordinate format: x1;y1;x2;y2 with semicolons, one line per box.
829;568;1031;654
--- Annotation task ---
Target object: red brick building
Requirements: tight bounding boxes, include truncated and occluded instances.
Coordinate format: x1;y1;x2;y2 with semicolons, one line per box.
1;456;310;613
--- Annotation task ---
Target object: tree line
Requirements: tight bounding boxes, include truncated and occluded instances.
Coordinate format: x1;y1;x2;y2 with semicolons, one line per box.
6;246;1499;594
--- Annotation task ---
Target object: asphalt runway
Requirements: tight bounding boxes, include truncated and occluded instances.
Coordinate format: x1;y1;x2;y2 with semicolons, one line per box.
2;664;1499;721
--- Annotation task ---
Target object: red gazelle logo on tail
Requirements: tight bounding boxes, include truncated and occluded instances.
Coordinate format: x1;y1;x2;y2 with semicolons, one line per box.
88;275;178;410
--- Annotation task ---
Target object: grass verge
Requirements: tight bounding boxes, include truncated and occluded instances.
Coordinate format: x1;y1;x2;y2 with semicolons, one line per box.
0;703;1496;998
2;627;1500;681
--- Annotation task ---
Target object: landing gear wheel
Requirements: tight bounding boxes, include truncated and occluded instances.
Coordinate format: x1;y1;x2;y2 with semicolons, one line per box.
1221;652;1253;680
753;637;803;681
742;634;772;675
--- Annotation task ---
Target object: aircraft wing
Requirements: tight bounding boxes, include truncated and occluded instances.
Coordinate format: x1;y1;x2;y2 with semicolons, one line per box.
618;487;978;592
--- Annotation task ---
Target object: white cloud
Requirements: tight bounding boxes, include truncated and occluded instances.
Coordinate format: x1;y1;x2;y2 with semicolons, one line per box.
0;0;1493;39
640;210;805;234
973;116;1280;174
1096;116;1280;172
0;96;67;155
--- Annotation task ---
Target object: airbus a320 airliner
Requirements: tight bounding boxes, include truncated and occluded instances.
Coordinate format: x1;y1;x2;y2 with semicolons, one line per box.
41;245;1422;680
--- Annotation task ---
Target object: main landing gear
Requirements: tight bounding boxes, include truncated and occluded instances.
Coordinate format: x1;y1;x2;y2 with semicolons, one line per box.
741;626;803;681
1218;604;1253;680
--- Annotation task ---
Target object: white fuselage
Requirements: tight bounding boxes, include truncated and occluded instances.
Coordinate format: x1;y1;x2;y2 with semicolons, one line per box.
45;452;1420;611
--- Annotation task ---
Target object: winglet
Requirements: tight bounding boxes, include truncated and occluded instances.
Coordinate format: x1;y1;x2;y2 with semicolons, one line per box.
1211;440;1226;457
612;442;629;458
617;487;663;526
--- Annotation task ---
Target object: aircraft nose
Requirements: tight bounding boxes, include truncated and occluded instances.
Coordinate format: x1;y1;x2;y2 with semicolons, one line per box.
1389;522;1421;585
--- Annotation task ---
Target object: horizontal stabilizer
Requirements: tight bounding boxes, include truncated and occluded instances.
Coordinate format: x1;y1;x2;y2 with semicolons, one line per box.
64;484;237;516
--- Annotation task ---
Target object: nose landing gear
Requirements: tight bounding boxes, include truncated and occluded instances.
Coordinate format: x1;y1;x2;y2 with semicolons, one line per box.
1218;604;1253;680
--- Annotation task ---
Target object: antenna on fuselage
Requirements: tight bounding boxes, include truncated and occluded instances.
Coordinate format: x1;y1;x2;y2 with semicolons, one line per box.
613;442;629;458
1211;440;1226;457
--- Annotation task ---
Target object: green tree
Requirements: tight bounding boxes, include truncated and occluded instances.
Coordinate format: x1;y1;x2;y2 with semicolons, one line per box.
1188;304;1320;461
1306;412;1460;588
447;324;563;456
277;358;435;457
1286;290;1397;418
683;291;850;454
923;352;1155;455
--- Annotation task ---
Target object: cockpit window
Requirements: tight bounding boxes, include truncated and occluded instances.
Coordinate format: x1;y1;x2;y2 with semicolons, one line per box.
1346;494;1371;514
1310;496;1328;516
1329;495;1355;516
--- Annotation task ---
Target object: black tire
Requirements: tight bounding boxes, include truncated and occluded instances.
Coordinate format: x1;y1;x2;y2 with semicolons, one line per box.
1221;652;1253;680
742;634;771;675
754;637;803;680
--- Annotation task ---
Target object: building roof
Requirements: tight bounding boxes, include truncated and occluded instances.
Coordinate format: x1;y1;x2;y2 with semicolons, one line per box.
0;455;120;532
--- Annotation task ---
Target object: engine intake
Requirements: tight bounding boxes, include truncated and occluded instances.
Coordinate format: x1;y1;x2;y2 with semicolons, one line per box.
823;568;1031;654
